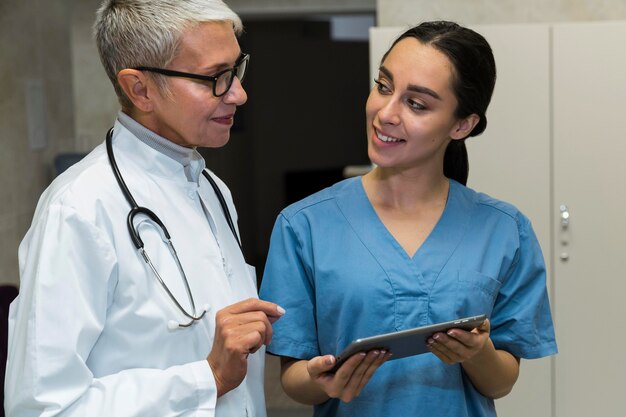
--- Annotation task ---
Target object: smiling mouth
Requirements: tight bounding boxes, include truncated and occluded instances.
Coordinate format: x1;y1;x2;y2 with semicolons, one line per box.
376;129;404;143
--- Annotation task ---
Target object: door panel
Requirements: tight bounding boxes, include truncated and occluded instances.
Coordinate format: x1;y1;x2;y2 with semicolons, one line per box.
552;21;626;417
370;24;554;417
469;23;553;417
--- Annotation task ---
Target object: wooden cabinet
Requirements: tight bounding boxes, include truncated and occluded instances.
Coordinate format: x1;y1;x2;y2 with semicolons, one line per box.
370;20;626;417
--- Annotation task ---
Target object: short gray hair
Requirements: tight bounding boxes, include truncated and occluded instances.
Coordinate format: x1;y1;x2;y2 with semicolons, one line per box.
94;0;243;110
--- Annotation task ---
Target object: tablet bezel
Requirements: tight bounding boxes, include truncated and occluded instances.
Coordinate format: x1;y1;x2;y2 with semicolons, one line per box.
330;314;487;372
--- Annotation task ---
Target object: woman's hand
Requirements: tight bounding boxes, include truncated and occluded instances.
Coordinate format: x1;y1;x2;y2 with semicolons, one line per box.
306;350;391;403
426;319;491;365
207;298;284;397
426;319;520;399
280;350;391;405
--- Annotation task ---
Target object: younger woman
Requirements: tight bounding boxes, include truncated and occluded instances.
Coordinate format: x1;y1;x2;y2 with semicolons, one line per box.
260;21;557;417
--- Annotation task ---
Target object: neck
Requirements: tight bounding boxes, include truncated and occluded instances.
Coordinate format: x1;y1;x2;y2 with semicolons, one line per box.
362;167;449;211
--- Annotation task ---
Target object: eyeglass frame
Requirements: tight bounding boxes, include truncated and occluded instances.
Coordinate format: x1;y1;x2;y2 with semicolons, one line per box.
133;53;250;97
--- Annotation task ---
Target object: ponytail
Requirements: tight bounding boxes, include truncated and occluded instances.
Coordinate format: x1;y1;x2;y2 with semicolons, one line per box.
443;139;468;185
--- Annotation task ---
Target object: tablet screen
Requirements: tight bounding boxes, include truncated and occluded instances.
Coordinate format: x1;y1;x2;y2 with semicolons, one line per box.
330;314;487;372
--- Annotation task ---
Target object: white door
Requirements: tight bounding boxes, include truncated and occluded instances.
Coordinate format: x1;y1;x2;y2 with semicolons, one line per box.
552;21;626;417
370;24;555;417
468;23;553;417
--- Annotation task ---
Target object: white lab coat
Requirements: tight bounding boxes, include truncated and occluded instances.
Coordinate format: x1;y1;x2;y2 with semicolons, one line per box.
5;121;266;417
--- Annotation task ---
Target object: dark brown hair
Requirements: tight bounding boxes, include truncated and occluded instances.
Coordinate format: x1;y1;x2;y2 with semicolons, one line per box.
383;21;497;185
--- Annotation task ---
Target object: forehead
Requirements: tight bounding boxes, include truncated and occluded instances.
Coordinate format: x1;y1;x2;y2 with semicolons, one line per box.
382;38;455;94
174;21;240;67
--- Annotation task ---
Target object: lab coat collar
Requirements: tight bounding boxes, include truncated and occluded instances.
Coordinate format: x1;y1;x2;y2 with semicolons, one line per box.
116;111;205;184
110;119;206;185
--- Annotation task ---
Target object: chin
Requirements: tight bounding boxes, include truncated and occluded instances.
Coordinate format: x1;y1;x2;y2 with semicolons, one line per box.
367;149;392;168
196;134;231;149
213;136;231;148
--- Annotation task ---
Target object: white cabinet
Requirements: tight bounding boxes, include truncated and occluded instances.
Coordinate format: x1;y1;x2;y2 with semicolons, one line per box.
551;21;626;417
465;23;553;417
370;20;626;417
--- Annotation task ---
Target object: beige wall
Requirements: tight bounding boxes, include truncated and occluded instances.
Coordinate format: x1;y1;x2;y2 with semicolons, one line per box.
229;0;374;15
71;0;119;153
377;0;626;26
0;0;75;286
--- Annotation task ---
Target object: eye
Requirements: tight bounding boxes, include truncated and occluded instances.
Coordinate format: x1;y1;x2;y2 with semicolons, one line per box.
407;98;427;111
374;78;392;94
197;79;216;88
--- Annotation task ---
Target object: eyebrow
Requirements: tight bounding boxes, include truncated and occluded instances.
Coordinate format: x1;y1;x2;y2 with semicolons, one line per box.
379;65;442;100
200;51;244;74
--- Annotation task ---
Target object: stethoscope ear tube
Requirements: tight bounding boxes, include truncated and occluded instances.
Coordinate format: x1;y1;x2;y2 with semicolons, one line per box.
106;128;139;210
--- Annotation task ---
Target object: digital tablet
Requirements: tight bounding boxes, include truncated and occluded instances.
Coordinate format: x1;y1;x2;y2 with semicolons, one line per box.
330;314;487;373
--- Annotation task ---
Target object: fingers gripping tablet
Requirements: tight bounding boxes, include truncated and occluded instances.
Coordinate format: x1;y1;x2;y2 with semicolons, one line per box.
330;314;487;373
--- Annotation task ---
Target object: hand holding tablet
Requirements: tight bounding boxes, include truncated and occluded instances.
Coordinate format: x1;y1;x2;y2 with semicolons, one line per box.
330;314;487;373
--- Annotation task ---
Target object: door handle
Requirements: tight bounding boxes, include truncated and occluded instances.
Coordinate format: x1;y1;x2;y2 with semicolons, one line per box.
559;204;571;260
560;204;570;229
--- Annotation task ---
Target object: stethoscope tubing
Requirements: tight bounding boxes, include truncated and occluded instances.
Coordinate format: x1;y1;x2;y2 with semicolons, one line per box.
105;127;241;328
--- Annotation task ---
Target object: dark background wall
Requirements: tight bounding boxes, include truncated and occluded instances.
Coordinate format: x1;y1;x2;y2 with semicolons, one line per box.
199;18;372;277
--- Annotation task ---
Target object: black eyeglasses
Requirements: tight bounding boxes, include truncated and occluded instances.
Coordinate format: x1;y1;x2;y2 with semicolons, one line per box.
134;53;250;97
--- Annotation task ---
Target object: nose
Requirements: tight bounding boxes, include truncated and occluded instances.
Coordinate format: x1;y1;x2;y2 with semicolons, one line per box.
377;97;401;126
223;76;247;105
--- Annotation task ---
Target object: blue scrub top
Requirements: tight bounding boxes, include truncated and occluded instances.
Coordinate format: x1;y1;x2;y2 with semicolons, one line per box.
260;177;557;417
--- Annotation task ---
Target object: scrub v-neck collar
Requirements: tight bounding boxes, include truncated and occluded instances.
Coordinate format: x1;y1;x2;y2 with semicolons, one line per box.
334;177;473;278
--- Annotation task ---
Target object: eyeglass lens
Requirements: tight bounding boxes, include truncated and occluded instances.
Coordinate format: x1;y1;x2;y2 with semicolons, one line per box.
215;56;248;96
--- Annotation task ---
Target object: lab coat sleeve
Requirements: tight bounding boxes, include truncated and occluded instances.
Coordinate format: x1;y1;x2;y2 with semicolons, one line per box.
5;203;218;417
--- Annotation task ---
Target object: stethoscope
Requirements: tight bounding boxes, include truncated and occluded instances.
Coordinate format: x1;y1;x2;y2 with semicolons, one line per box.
105;128;242;330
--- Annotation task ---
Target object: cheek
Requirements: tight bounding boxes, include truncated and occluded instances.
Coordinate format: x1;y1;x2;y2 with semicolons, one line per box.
411;114;451;138
179;87;217;112
193;101;220;122
365;91;378;123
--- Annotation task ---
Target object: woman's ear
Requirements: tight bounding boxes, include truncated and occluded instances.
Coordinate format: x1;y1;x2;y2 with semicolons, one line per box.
450;114;480;140
117;69;155;112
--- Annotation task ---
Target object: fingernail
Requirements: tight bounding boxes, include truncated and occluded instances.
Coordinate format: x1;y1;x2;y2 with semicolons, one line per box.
326;356;336;365
433;334;441;341
276;305;286;315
